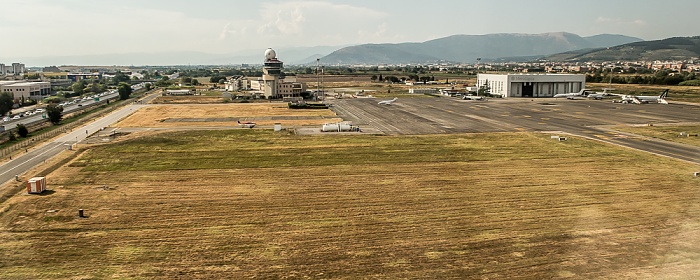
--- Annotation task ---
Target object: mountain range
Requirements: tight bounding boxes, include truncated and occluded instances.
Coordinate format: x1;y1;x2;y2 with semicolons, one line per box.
13;33;700;67
317;32;642;65
544;36;700;62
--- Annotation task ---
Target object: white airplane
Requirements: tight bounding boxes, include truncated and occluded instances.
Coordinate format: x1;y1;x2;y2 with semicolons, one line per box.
237;120;256;128
587;88;614;100
377;97;398;105
553;89;597;99
616;89;669;104
462;94;484;100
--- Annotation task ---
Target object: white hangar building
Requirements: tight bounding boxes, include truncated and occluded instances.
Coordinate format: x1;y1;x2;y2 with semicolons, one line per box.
476;74;586;98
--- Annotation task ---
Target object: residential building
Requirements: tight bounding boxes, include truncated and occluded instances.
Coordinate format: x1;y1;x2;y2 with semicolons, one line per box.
11;63;25;75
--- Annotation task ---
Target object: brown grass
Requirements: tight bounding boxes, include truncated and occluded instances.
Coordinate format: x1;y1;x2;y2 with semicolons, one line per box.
614;124;700;146
1;130;700;279
115;103;341;128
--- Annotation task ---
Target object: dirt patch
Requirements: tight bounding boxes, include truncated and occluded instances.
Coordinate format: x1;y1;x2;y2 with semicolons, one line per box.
115;103;342;128
152;95;224;104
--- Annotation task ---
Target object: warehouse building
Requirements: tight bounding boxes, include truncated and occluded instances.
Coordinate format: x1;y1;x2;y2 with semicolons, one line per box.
476;74;585;98
0;81;51;100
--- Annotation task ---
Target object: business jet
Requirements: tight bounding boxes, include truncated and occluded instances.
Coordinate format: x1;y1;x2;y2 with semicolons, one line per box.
586;88;614;100
378;97;398;105
616;89;669;104
237;120;256;128
462;94;484;100
553;89;596;99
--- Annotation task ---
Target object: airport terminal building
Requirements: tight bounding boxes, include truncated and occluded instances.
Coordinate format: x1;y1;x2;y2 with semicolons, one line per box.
477;74;585;98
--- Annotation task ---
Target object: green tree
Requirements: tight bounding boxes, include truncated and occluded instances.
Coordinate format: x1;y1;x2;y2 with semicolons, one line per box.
478;80;491;96
145;83;153;91
0;92;14;116
370;75;377;82
46;103;63;125
210;75;225;83
26;73;40;79
191;79;200;86
16;123;28;138
89;81;100;93
71;81;85;95
181;77;193;85
117;82;133;100
111;71;131;85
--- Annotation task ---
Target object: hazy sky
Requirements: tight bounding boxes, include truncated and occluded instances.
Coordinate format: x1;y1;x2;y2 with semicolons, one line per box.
2;0;699;59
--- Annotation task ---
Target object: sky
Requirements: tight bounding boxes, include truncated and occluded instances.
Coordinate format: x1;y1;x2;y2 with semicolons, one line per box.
2;0;699;64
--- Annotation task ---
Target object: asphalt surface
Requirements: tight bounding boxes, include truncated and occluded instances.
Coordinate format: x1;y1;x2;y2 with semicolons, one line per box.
331;97;700;164
2;95;697;187
1;92;121;130
0;103;149;187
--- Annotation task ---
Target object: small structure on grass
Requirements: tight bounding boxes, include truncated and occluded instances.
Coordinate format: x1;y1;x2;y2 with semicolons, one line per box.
27;177;46;194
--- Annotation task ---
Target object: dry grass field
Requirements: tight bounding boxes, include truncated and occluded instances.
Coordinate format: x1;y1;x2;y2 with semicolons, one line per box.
614;125;700;147
151;95;224;104
115;103;341;128
2;129;700;279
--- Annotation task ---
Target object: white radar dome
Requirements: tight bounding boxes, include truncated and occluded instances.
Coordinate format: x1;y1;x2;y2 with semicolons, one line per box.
264;48;276;60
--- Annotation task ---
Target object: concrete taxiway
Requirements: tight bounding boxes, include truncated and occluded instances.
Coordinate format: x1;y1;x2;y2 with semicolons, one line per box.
331;97;700;164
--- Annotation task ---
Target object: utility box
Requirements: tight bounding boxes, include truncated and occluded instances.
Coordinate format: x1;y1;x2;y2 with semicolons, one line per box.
27;177;46;194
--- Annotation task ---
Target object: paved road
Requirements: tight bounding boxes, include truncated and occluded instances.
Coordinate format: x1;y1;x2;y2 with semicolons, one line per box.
331;97;700;165
0;104;145;186
1;92;121;130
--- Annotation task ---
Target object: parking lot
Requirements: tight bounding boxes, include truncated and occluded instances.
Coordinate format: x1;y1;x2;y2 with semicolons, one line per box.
331;97;700;164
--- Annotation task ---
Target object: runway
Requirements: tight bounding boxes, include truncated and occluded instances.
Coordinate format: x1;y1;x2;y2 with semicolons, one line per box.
331;97;700;165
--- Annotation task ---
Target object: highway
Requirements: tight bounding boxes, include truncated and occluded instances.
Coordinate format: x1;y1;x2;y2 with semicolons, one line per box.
0;90;149;186
1;82;146;130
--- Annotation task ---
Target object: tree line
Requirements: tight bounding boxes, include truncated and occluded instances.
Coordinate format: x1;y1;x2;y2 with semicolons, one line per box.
586;70;699;86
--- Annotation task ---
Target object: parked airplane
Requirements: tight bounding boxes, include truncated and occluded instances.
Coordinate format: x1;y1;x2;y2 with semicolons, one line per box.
554;88;613;100
587;88;614;100
616;89;669;104
237;120;256;128
553;89;597;99
462;94;484;100
378;97;398;105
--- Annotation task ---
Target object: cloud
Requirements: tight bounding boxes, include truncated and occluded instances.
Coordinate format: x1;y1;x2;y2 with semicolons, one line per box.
1;1;393;57
218;1;390;50
595;17;647;26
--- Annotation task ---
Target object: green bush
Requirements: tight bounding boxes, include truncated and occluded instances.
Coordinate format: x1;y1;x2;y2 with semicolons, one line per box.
678;80;700;86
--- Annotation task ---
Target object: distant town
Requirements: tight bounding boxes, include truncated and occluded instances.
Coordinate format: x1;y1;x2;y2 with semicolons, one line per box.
1;57;699;104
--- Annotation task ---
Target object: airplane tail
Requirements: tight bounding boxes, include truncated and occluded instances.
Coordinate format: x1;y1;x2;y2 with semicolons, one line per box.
237;120;241;124
658;89;669;104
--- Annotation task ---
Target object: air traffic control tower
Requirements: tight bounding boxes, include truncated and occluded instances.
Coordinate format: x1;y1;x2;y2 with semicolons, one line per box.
262;48;283;99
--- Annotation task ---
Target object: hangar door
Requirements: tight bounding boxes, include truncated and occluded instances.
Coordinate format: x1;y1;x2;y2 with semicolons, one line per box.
522;82;534;97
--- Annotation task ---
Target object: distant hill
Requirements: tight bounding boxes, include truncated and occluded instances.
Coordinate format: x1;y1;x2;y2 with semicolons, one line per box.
317;32;642;64
545;36;700;62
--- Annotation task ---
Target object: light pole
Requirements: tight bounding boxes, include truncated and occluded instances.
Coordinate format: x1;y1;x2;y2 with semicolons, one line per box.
316;58;320;101
475;57;481;96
